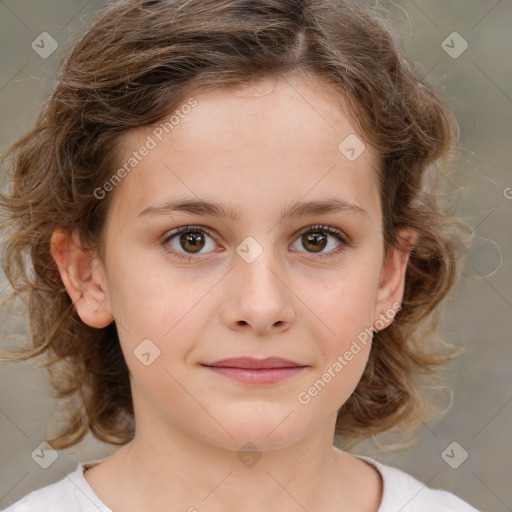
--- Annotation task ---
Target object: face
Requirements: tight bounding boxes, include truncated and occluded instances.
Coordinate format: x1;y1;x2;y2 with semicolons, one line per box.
52;73;411;452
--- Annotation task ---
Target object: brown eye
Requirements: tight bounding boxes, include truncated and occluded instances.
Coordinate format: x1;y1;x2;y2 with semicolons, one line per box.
291;224;347;259
163;225;217;259
301;232;328;253
179;231;206;253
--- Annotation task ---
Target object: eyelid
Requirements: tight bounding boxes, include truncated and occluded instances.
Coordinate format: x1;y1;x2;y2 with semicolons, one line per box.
161;224;219;251
295;223;349;245
160;225;218;263
162;223;349;261
290;223;349;260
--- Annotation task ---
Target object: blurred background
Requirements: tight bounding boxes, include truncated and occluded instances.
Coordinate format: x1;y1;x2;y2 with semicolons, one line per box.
0;1;510;510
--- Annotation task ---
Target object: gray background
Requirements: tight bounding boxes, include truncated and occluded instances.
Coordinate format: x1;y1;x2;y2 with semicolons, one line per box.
0;1;511;510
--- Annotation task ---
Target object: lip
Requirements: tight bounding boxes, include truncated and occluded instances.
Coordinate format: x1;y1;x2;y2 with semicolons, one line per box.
201;357;309;385
203;357;305;369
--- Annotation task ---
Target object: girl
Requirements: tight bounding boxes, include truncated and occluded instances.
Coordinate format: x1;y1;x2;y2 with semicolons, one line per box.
1;0;478;510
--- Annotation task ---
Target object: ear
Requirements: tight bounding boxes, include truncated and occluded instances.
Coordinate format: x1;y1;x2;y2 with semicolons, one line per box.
50;227;114;328
373;227;417;330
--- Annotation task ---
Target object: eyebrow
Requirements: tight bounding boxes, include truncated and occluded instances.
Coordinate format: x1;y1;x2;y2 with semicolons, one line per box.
137;197;369;222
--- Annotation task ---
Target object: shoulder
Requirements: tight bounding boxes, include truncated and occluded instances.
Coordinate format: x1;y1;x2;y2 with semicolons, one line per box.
1;461;112;512
357;455;480;512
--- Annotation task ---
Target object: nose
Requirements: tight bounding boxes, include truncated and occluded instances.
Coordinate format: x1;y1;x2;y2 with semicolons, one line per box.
221;252;296;337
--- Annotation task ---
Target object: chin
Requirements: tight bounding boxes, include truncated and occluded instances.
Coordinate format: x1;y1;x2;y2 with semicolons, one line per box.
198;409;310;453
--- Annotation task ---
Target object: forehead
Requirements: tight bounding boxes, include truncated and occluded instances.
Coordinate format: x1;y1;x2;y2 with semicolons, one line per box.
146;74;363;151
109;74;381;224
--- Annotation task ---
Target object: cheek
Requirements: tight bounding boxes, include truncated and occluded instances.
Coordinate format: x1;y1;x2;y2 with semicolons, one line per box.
296;322;373;421
298;296;375;415
106;260;215;371
315;264;382;338
106;249;185;329
304;261;381;397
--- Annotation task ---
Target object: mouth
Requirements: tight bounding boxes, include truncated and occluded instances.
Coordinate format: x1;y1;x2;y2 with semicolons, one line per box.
201;357;309;385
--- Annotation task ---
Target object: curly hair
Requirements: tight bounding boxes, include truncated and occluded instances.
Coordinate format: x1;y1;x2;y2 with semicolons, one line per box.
0;0;469;451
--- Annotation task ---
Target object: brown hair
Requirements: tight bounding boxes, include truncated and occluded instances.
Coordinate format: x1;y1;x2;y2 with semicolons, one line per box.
0;0;469;450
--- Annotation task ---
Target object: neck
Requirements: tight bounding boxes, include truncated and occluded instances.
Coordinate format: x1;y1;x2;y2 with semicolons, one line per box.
85;388;382;512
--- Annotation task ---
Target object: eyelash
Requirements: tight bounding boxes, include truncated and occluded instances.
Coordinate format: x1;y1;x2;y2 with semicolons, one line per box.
162;223;348;262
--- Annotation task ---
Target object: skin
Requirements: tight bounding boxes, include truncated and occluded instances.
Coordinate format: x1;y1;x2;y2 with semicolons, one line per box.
50;71;415;512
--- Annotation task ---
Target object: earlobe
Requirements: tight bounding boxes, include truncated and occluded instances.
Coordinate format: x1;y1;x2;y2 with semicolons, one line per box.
50;227;114;328
374;228;417;329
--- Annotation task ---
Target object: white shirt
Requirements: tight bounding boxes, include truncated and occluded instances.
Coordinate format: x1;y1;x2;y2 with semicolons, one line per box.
2;455;480;511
